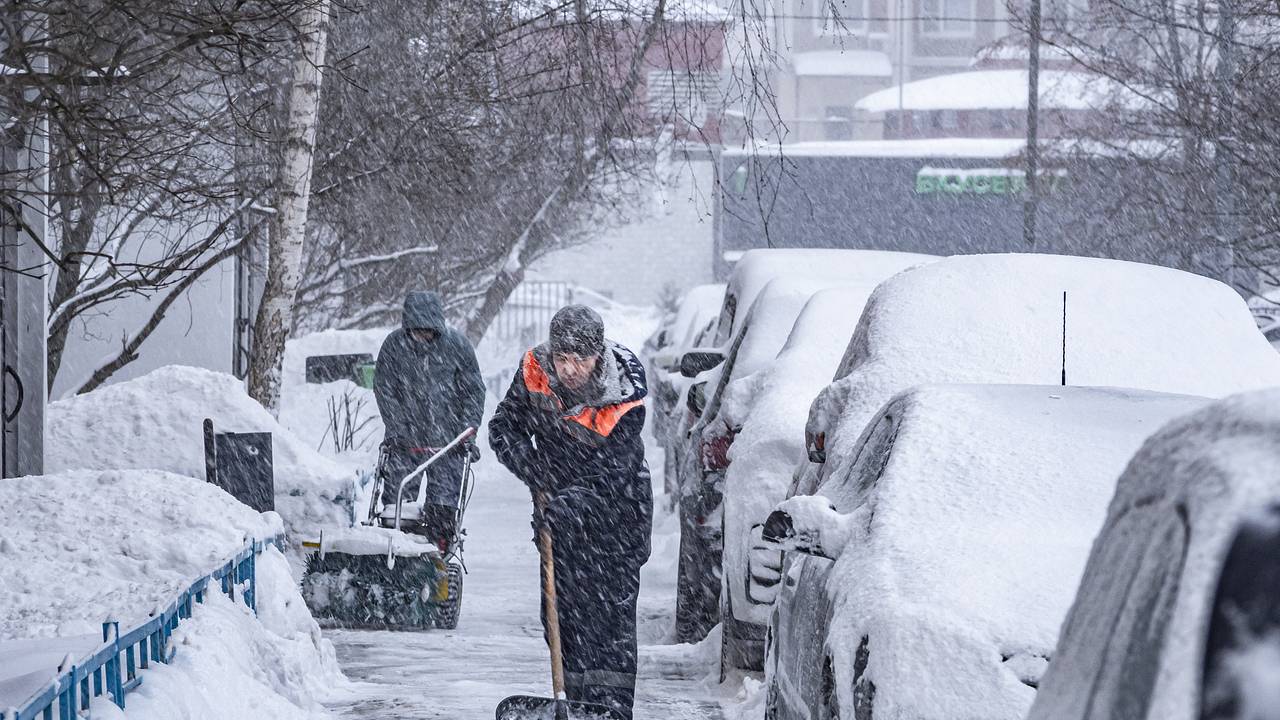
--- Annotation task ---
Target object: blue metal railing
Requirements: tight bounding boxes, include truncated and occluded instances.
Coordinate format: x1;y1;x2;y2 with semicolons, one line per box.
5;535;283;720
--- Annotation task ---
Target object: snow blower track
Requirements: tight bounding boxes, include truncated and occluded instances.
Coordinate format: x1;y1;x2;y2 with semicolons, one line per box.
324;450;724;720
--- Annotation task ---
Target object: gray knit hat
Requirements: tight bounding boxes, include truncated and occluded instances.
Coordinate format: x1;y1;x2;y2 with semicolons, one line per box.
549;304;605;357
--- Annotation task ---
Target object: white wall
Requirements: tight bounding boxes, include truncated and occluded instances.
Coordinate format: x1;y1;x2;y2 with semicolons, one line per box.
52;258;235;400
528;159;716;305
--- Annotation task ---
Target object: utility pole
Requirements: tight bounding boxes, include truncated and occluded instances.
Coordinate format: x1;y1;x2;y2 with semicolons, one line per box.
1214;0;1238;288
1024;0;1042;248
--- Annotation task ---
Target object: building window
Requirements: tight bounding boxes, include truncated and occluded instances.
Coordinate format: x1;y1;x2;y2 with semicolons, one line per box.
813;0;870;35
938;109;960;130
919;0;976;36
646;70;721;122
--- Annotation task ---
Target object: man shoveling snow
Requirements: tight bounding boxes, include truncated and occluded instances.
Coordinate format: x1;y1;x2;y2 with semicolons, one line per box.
489;304;653;720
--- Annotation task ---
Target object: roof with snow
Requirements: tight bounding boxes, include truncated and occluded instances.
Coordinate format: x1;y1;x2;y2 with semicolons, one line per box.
819;384;1209;719
855;69;1130;113
793;49;892;78
723;138;1027;160
1028;388;1280;720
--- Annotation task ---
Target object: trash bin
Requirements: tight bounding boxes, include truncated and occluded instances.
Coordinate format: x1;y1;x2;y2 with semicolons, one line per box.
204;419;275;513
305;353;374;384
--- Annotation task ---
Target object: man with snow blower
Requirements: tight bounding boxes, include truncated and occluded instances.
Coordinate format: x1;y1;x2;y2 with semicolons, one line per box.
374;290;486;552
489;304;653;720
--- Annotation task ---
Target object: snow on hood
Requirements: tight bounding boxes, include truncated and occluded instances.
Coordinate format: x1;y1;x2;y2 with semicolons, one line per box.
0;469;283;641
47;365;354;544
821;384;1209;720
805;253;1280;494
1029;388;1280;720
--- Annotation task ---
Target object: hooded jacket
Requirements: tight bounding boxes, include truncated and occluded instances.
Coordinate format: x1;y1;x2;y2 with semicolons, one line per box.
375;292;486;450
488;340;653;565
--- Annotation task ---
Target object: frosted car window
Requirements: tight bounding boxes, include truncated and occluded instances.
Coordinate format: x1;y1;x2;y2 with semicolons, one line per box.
821;409;898;512
715;293;738;347
1085;507;1190;720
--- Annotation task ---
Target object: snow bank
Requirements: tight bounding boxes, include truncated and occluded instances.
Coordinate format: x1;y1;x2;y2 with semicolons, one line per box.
1029;388;1280;720
817;385;1208;720
805;253;1280;495
280;328;393;470
0;469;343;717
47;366;355;545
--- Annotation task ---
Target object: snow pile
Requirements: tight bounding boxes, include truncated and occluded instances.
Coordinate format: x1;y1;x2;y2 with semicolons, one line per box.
46;366;355;544
814;385;1208;720
0;469;342;717
1029;388;1280;720
280;328;393;470
805;253;1280;494
719;286;879;626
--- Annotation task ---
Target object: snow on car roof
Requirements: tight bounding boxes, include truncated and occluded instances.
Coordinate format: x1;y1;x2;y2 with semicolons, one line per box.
810;253;1280;490
855;69;1136;113
671;283;726;349
823;384;1209;720
715;249;934;346
1028;388;1280;720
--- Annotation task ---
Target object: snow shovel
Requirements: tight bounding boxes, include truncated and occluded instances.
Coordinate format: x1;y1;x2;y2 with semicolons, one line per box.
495;495;626;720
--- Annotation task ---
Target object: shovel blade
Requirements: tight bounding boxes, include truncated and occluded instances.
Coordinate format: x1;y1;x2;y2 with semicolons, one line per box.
495;695;626;720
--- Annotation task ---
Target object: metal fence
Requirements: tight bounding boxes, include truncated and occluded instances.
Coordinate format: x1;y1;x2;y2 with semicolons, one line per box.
491;281;573;345
5;535;283;720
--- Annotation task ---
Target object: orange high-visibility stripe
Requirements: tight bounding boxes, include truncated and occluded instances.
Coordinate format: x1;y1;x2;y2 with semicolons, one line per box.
522;350;641;438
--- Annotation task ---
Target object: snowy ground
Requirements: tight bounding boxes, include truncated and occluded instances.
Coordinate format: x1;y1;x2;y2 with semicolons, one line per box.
321;426;734;720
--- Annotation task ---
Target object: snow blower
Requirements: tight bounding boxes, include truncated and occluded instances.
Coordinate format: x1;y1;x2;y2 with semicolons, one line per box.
495;495;626;720
301;427;476;630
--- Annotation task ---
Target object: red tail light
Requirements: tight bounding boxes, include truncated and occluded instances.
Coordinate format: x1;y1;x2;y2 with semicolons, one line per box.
702;421;738;471
806;430;827;463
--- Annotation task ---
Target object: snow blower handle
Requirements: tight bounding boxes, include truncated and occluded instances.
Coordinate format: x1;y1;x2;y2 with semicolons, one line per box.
393;426;478;531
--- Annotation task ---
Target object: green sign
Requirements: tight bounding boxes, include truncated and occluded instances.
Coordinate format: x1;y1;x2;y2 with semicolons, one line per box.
915;168;1067;196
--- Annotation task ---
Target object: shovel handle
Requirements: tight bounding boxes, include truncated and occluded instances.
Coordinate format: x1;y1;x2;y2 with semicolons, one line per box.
535;494;567;700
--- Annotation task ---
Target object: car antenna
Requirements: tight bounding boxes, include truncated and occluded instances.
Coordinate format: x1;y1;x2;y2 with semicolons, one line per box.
1060;291;1068;386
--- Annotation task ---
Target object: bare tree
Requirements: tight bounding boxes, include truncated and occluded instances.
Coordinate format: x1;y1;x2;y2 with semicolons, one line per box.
248;0;333;412
0;0;327;394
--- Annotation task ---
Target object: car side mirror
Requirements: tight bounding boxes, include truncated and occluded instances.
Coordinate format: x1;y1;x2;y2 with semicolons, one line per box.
686;381;708;416
761;496;857;560
680;350;725;378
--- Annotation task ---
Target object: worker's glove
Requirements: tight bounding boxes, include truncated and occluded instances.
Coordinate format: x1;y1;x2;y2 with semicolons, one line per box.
464;440;481;463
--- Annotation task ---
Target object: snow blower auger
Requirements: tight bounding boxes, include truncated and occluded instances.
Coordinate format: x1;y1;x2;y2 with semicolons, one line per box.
301;427;477;630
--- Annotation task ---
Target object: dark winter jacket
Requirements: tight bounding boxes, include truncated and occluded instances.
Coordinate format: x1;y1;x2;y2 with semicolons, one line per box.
488;341;653;567
375;292;486;450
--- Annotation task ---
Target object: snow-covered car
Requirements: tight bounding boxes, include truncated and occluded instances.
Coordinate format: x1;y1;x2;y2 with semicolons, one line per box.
671;251;933;643
762;384;1209;720
796;254;1280;501
716;286;893;674
647;283;725;482
1026;388;1280;720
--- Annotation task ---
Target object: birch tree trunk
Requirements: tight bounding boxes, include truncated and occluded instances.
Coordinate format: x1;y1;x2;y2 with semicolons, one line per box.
248;0;331;412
